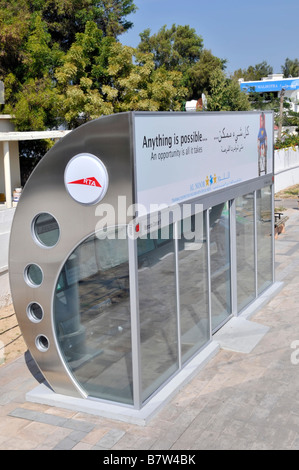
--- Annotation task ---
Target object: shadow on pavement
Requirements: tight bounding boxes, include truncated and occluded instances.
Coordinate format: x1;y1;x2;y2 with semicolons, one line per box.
24;350;53;391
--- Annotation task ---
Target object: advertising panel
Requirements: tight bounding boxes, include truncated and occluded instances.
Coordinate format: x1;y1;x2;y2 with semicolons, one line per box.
134;112;273;211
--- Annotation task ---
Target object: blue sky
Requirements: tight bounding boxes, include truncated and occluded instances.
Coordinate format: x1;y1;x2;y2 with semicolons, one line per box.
121;0;299;76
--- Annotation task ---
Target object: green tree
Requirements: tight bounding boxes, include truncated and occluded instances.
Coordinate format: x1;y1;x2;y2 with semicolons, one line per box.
56;28;188;127
207;68;251;111
0;1;31;79
0;0;137;131
55;21;115;127
39;0;137;50
138;24;203;71
103;43;188;113
187;49;226;100
1;11;64;130
137;25;226;101
247;91;279;111
282;58;299;78
232;61;273;81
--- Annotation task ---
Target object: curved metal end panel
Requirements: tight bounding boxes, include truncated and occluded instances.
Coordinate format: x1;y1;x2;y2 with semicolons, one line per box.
9;113;134;398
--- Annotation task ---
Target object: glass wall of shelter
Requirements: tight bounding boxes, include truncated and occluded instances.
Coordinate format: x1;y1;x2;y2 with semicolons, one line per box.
53;181;274;408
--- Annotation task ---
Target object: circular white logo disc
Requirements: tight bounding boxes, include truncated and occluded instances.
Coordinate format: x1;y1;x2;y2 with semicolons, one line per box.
64;153;109;205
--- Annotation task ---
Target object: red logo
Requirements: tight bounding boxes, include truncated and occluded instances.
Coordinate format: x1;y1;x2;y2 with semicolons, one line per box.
68;177;102;187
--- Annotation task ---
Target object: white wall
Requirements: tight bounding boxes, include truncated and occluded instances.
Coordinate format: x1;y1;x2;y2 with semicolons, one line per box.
0;208;15;307
274;146;299;193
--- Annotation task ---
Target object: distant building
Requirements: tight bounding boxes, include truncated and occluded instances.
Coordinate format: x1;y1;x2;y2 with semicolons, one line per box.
239;73;299;112
185;94;207;112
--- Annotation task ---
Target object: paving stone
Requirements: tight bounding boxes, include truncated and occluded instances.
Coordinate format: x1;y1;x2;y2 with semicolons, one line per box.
53;430;89;450
95;429;126;449
72;442;94;450
62;418;95;433
79;427;108;446
9;408;67;427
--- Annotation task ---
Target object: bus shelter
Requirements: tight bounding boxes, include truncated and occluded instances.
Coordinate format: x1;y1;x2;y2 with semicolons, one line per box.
9;111;276;422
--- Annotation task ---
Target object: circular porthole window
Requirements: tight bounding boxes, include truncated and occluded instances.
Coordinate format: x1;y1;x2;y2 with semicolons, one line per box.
27;302;44;323
24;264;43;287
35;335;49;352
32;213;60;248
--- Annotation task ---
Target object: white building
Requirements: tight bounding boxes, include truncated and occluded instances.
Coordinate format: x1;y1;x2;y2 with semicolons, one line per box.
239;73;299;112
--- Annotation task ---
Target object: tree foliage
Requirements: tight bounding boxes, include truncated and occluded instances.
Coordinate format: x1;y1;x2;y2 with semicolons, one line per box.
207;68;250;111
232;61;273;82
38;0;137;49
0;0;262;139
103;43;187;113
187;49;226;100
55;24;188;127
282;58;299;78
138;24;203;71
55;21;114;127
137;25;227;101
0;0;137;131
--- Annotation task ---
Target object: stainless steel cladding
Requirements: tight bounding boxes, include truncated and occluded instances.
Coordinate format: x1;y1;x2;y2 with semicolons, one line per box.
9;113;134;397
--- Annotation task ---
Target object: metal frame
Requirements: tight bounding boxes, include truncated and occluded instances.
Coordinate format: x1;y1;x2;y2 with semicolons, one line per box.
254;191;259;299
128;234;142;410
174;222;182;371
206;210;212;341
230;199;238;316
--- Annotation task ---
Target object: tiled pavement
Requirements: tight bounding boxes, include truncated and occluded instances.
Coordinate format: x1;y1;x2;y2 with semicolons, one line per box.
1;201;299;450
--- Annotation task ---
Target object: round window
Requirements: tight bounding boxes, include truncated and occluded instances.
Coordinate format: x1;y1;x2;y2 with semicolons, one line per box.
35;335;49;352
32;213;60;248
27;302;44;323
24;264;43;287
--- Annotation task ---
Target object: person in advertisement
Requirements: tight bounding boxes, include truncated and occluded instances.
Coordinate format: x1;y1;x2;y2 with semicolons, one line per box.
258;112;268;176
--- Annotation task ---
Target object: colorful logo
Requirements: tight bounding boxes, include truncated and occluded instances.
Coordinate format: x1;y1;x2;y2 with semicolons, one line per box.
68;177;102;187
206;174;217;186
64;153;108;205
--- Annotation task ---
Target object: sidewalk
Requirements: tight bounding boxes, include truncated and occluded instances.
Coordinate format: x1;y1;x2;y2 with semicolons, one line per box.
1;202;299;450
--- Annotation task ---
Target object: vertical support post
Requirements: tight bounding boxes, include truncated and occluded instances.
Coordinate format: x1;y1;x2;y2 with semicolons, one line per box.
174;221;182;370
3;141;12;209
271;183;275;283
230;199;238;316
206;209;212;340
128;232;142;410
254;191;258;298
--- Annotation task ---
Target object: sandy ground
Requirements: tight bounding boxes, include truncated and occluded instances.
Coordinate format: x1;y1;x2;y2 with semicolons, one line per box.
0;304;27;367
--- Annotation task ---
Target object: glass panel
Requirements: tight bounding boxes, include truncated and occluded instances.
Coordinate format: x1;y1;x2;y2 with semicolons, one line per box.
236;193;255;311
210;202;231;331
178;212;209;364
33;213;60;247
138;224;178;402
53;227;133;405
257;186;273;293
